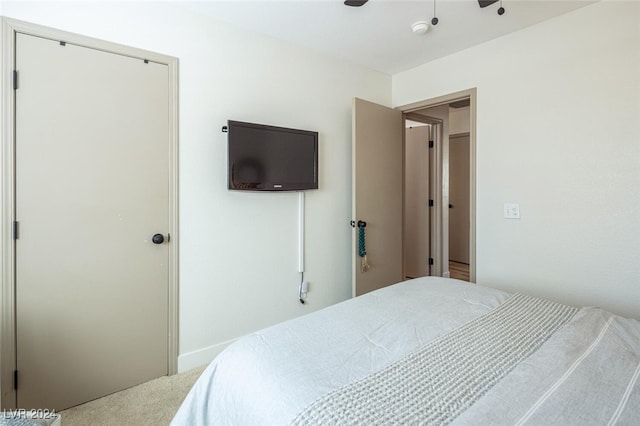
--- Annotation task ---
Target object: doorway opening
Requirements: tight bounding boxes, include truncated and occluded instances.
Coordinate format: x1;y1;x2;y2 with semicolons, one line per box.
401;90;476;283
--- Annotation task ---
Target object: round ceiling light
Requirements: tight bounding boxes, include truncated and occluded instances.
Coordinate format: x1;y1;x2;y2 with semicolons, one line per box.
411;21;429;35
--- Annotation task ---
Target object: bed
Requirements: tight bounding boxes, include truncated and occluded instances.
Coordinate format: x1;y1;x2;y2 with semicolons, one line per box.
172;277;640;425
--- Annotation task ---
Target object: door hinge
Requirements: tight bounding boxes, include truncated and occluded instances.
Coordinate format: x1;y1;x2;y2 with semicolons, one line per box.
428;199;434;207
13;221;19;240
14;370;18;390
13;70;18;90
428;140;434;148
428;258;434;266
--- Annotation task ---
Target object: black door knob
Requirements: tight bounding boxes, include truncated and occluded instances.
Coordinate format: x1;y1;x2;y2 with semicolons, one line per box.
152;234;165;244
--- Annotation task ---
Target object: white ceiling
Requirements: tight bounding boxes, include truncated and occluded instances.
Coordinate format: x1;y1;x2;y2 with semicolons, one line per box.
175;0;596;75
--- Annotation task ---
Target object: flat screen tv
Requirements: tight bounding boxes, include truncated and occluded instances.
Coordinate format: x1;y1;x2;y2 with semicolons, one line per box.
227;120;318;191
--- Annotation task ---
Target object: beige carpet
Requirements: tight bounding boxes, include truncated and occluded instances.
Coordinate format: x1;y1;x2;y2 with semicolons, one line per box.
58;366;206;426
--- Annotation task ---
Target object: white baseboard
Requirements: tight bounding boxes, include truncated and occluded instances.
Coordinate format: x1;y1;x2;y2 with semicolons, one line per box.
177;338;236;373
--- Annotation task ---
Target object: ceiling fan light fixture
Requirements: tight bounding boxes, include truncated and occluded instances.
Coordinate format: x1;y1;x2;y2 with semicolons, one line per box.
411;21;430;35
432;0;439;26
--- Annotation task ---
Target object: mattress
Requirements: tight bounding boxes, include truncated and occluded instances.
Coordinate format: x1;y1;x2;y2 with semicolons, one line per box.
172;277;640;425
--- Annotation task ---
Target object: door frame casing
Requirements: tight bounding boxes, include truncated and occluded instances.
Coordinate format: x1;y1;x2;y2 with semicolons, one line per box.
1;18;180;408
398;88;477;284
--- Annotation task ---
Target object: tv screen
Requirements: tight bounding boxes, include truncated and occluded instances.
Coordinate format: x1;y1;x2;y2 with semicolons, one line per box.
227;120;318;191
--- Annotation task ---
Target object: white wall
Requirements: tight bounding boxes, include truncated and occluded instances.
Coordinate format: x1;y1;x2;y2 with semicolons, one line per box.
0;1;391;370
394;1;640;319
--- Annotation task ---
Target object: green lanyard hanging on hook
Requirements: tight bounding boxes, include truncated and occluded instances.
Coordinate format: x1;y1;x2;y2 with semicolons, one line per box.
357;221;370;272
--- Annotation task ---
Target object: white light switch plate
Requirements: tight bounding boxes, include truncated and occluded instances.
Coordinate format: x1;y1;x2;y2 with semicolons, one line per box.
504;203;520;219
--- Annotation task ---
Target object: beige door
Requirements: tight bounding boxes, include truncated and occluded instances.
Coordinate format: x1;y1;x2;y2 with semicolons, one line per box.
15;33;169;410
404;125;431;279
449;134;470;264
352;98;403;296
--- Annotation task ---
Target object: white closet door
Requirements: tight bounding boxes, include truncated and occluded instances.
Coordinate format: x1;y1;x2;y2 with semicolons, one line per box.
15;33;170;410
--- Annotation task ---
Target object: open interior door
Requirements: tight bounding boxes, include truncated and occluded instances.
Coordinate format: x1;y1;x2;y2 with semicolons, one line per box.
352;98;403;296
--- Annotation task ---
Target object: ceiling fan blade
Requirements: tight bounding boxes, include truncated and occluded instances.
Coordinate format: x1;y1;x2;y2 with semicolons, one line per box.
344;0;369;7
478;0;499;7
